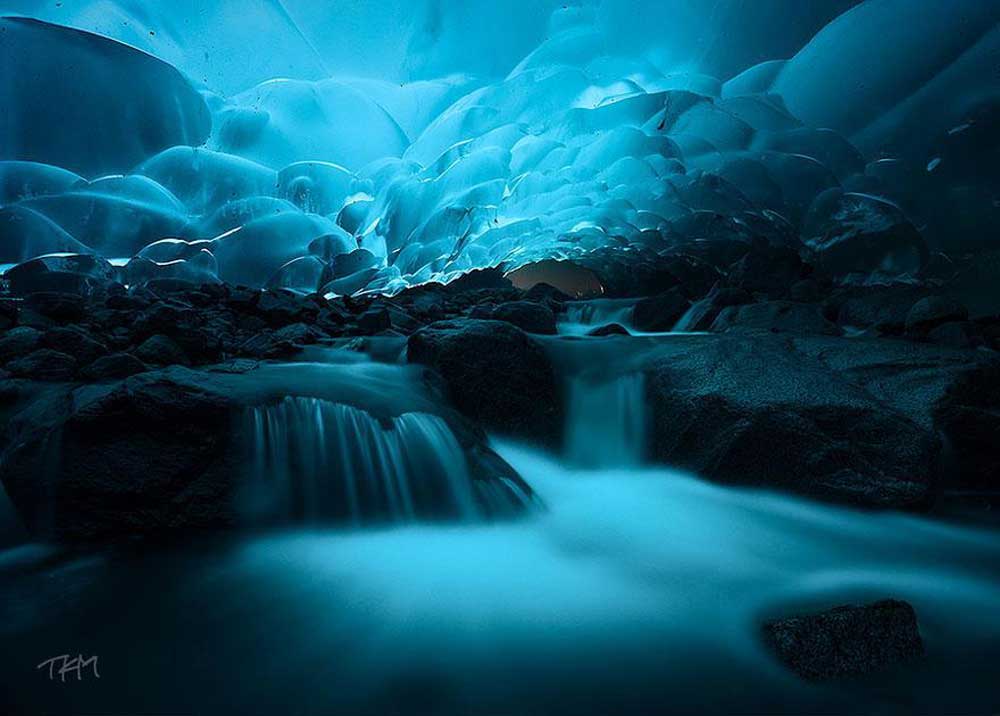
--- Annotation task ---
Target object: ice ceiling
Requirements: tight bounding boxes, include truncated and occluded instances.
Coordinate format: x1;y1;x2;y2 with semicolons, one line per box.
1;0;998;295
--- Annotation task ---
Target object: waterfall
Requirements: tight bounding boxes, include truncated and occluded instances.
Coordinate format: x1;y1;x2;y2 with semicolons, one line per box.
564;373;647;468
242;397;482;525
560;299;635;335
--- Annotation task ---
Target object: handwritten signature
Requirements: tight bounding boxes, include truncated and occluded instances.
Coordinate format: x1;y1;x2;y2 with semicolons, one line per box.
37;654;100;682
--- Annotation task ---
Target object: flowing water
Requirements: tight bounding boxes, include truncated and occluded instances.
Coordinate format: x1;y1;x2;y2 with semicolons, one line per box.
558;298;636;335
241;397;481;524
2;356;1000;715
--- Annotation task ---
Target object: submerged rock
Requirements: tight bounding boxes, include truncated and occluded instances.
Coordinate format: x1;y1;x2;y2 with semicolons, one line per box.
762;600;924;681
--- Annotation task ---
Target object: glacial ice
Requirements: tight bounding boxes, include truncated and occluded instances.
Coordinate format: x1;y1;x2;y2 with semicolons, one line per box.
0;1;996;292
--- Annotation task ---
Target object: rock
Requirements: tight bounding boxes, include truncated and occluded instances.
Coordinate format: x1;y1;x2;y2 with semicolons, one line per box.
726;245;806;297
0;300;18;330
587;323;630;337
673;286;754;332
805;192;928;277
0;326;42;364
710;301;842;336
789;278;823;303
644;334;937;508
826;283;932;333
905;296;969;335
762;600;924;681
106;294;150;311
5;254;119;298
41;326;108;365
256;289;317;326
933;361;1000;489
238;332;299;359
408;319;561;444
135;334;191;367
632;288;691;333
6;349;77;381
488;301;557;335
0;370;236;540
23;292;85;323
945;249;1000;318
926;322;977;349
82;353;147;381
273;322;317;345
356;307;391;334
0;366;534;541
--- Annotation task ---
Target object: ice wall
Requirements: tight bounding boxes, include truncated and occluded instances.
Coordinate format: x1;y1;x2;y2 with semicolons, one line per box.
1;1;996;292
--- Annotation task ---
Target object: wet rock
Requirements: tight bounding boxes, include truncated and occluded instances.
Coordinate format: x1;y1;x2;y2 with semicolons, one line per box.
273;322;317;345
6;349;77;381
238;331;298;359
644;334;937;508
23;292;85;323
905;296;969;335
711;301;842;336
135;335;191;367
762;600;924;681
673;286;754;332
632;288;691;333
408;319;561;444
82;353;147;381
0;326;42;364
587;323;630;337
487;301;557;335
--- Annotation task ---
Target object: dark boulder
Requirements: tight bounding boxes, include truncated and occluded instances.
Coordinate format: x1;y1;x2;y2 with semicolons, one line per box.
408;319;561;444
710;301;842;336
926;322;977;349
933;361;1000;490
0;370;237;540
0;326;42;364
6;349;77;381
726;245;807;297
644;334;937;508
82;353;147;381
356;307;391;334
762;600;924;681
135;334;191;367
5;254;118;298
41;326;108;365
805;191;928;278
23;292;85;323
0;300;18;330
905;296;969;336
487;301;557;335
825;283;933;334
632;288;691;333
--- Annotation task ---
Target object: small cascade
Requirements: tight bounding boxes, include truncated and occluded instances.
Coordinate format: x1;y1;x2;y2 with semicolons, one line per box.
564;373;647;468
242;397;483;525
560;299;635;335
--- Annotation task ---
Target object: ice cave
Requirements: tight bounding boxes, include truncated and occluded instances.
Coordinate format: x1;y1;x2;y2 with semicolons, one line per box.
1;1;999;714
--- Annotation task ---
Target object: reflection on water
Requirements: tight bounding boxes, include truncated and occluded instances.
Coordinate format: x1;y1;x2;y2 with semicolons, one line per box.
2;442;1000;715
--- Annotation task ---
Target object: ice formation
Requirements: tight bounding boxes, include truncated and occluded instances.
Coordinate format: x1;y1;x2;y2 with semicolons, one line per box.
1;1;997;292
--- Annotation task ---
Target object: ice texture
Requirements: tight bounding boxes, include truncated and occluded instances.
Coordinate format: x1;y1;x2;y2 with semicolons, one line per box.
1;1;996;290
